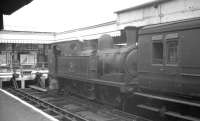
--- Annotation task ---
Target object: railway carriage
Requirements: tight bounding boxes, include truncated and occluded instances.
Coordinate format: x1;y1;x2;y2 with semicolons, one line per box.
135;17;200;120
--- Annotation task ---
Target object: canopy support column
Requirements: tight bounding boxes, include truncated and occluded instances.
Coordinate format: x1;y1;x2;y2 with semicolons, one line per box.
0;14;3;30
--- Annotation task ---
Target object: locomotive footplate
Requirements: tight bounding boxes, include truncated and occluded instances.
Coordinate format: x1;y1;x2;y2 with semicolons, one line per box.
56;74;136;92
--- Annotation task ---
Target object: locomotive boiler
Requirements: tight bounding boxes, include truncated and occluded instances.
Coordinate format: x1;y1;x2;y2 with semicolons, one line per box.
48;18;200;121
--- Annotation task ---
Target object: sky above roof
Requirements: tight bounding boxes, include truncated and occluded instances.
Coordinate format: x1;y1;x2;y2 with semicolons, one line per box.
4;0;154;32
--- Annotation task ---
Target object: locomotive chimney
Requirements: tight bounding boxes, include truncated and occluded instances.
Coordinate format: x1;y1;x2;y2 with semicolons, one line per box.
98;34;113;50
123;26;138;46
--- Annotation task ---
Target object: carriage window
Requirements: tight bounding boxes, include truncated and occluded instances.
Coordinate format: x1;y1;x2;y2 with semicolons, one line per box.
152;42;163;64
166;40;178;65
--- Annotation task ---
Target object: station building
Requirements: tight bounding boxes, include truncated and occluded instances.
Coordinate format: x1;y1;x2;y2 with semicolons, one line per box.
115;0;200;29
55;0;200;43
1;0;200;121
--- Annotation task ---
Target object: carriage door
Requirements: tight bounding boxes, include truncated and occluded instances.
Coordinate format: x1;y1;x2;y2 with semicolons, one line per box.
163;33;179;76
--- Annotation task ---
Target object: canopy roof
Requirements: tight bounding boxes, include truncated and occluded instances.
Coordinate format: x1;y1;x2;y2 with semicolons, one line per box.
1;0;33;15
115;0;172;14
0;39;52;44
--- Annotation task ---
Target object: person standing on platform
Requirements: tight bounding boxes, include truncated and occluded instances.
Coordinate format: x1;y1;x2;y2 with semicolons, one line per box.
10;68;19;88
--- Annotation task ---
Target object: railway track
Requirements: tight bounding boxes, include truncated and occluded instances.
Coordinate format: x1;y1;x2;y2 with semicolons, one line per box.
6;88;151;121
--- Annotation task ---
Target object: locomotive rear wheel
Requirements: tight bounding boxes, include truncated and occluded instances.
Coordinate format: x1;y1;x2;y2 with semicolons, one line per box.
96;85;122;108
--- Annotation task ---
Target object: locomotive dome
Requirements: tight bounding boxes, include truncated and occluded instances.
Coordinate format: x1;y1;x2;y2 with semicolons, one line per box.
98;34;113;50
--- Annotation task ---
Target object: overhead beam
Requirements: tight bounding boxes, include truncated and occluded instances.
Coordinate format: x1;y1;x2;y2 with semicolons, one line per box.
0;0;34;15
0;14;3;30
0;0;34;30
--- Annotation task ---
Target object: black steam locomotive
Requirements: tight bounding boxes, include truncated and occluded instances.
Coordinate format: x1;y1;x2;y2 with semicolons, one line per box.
48;18;200;121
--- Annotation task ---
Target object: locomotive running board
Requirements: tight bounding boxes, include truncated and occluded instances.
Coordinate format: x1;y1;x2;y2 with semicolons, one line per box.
137;104;200;121
90;78;126;87
29;85;47;92
57;74;127;87
134;92;200;108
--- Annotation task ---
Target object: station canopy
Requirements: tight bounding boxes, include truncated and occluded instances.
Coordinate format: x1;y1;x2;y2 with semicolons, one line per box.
0;39;51;44
1;0;33;15
0;30;55;44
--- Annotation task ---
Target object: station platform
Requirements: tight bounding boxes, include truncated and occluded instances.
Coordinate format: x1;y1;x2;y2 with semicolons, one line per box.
0;69;48;89
0;88;58;121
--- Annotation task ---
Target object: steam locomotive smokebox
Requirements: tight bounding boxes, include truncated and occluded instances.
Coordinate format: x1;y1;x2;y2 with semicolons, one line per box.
98;34;113;50
124;26;138;45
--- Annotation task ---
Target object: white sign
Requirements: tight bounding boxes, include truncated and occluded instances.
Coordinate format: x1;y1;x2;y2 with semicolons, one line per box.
20;54;37;65
0;54;6;65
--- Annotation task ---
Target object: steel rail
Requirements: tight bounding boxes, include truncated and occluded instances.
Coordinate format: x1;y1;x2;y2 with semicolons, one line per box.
7;88;151;121
8;89;91;121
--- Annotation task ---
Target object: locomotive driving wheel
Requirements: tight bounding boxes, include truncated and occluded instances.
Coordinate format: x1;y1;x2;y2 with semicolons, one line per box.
97;85;122;108
82;83;96;100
